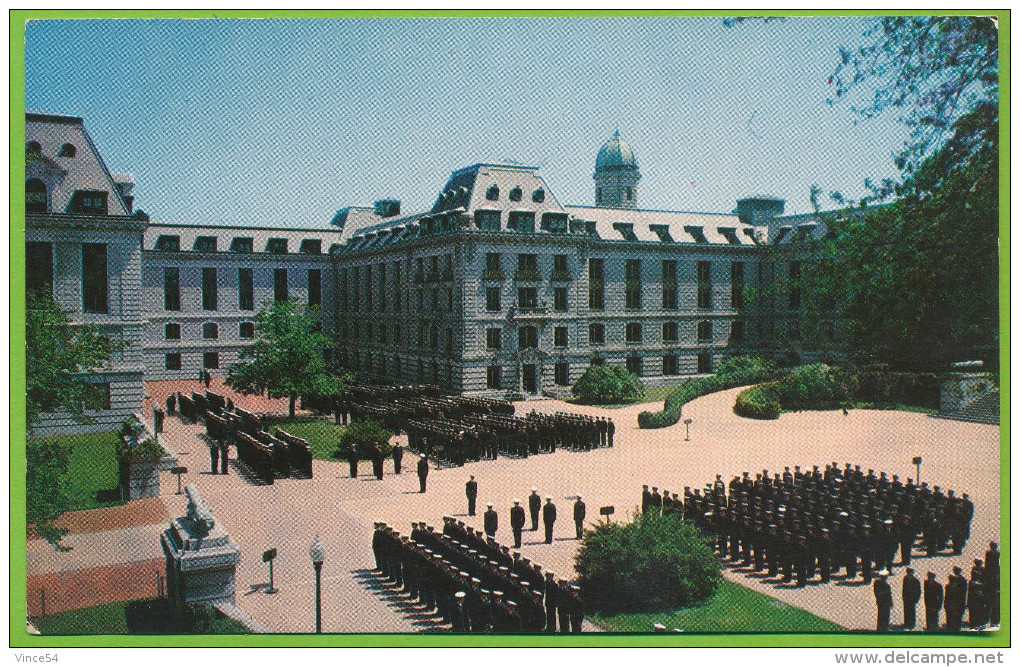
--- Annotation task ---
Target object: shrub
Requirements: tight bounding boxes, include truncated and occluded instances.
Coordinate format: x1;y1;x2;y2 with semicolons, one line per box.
574;511;721;615
572;364;644;405
336;419;394;459
734;383;782;419
638;356;782;429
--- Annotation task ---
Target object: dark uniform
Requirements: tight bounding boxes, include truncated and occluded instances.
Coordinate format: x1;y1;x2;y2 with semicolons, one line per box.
466;477;478;516
347;448;359;478
944;569;967;631
483;505;498;538
371;444;384;480
417;456;429;493
573;497;586;539
209;441;220;474
924;572;943;631
510;501;526;548
529;489;542;531
543;498;557;544
874;575;893;632
902;569;921;629
392;444;403;474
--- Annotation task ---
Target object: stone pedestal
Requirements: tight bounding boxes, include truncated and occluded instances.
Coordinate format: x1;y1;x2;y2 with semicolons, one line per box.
161;486;241;609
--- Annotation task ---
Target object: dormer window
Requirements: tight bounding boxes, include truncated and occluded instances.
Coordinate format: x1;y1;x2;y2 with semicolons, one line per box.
612;222;637;241
684;225;708;244
155;235;180;252
58;143;77;158
508;211;535;233
194;236;218;253
68;190;107;215
532;188;545;203
474;210;501;232
266;238;288;254
26;141;41;155
300;239;322;254
650;224;674;243
509;186;522;202
231;237;254;253
25;179;47;213
541;213;568;234
718;227;741;245
486;185;500;201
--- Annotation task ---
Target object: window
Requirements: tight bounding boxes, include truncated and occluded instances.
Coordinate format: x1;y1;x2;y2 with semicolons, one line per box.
308;269;321;307
486;287;501;311
70;190;108;215
445;328;454;352
486;253;502;273
26;179;47;213
662;260;678;310
730;321;745;342
240;322;255;339
82;244;108;313
203;352;220;369
165;353;182;371
194;236;217;253
697;261;712;309
613;222;637;241
203;322;219;339
266;238;289;254
626;322;642;343
588;323;605;345
541;213;568;234
625;187;633;201
788;320;801;341
518;326;538;349
518;287;537;309
591;357;606;366
588;259;604;310
365;266;374;311
155;235;181;252
663;322;678;342
553;254;568;273
697;350;712;374
662;353;678;376
238;268;254;310
554;288;568;312
554;326;568;347
431;289;439;311
300;239;322;254
516;254;539;280
26;242;53;298
532;188;545;203
274;269;288;302
379;264;387;310
788;261;801;310
626;354;642;376
486;328;502;350
509;186;522;202
165;323;181;339
475;210;501;231
731;262;745;309
394;323;401;344
58;143;76;157
697;320;712;342
508;211;535;233
202;268;218;311
486;185;500;201
625;260;642;310
231;237;254;253
487;365;502;389
447;288;454;312
554;362;569;386
163;267;181;311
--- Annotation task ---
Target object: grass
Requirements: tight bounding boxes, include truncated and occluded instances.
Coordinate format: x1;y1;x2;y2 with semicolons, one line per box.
261;416;346;461
566;383;687;409
590;580;845;633
29;430;122;512
32;598;250;635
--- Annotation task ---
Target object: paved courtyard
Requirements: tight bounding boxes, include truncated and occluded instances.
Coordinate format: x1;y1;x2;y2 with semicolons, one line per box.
54;380;1000;634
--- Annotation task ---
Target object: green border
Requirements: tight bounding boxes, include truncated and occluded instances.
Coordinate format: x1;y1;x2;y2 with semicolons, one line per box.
9;8;1010;649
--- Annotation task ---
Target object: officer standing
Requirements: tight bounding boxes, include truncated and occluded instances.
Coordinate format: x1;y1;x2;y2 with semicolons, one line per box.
371;442;384;480
874;571;893;632
510;499;526;549
985;541;1000;626
219;439;229;474
417;455;429;493
944;566;967;631
466;476;478;516
484;502;499;538
209;440;220;474
924;571;943;631
528;488;542;531
573;495;586;540
607;418;615;447
543;496;557;544
346;446;359;478
902;567;921;630
392;443;404;474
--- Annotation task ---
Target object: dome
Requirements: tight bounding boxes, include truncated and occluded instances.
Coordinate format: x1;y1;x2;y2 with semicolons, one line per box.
595;130;638;171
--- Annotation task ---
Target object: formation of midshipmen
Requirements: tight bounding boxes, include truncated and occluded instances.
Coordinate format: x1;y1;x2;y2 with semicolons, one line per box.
371;519;584;633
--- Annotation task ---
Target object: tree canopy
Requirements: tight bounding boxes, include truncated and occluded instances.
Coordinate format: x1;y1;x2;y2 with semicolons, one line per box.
571;364;644;405
225;299;347;418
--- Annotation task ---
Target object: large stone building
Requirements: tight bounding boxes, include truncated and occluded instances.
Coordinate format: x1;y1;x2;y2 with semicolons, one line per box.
25;113;822;431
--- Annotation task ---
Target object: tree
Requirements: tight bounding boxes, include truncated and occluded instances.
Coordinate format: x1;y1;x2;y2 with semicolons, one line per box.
574;511;720;615
26;439;73;550
226;299;346;418
26;293;123;429
571;364;644;405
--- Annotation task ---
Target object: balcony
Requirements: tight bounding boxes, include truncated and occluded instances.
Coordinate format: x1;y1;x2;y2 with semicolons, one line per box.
549;270;573;283
514;268;543;282
482;269;505;281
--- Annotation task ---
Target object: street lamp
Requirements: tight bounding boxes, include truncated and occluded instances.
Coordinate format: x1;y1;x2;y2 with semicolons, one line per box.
684;418;693;442
309;534;325;633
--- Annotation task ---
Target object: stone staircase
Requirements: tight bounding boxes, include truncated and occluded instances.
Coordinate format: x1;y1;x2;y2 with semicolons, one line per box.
934;389;1000;425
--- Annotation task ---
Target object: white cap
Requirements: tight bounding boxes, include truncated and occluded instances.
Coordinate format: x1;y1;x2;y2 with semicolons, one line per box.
487;502;493;507
546;496;552;501
532;487;538;492
513;499;520;504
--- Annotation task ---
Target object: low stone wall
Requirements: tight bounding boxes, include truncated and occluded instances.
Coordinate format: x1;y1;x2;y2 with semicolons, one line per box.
940;372;996;413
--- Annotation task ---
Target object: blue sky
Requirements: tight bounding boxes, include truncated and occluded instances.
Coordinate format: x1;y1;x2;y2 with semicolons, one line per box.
25;16;909;225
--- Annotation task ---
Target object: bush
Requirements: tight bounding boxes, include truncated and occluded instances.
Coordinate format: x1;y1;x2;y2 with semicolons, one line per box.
734;383;782;419
638;356;782;429
575;512;721;615
336;419;394;459
572;364;644;404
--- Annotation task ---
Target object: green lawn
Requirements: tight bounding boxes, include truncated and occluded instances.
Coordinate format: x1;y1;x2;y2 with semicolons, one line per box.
590;580;845;633
566;383;686;409
32;598;250;635
262;417;345;461
29;430;122;512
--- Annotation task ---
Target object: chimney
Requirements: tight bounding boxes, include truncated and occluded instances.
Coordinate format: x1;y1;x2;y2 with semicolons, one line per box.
374;199;401;218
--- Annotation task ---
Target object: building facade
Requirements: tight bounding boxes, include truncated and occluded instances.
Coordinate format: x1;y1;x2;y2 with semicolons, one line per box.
26;115;824;431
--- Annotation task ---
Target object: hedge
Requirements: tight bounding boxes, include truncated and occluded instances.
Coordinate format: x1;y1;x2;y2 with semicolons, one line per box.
637;356;782;429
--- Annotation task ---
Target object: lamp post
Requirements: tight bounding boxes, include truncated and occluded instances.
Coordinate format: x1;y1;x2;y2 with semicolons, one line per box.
684;418;692;442
309;534;325;633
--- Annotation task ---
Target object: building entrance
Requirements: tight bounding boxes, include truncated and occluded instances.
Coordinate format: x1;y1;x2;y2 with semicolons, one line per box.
522;364;537;394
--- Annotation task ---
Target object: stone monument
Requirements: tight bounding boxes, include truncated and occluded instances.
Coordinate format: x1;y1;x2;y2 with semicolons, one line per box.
161;484;241;610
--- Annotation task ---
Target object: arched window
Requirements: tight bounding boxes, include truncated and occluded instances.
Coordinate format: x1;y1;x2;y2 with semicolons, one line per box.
532;188;545;203
59;143;77;157
26;141;41;155
26;179;48;213
509;186;522;202
486;185;500;201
